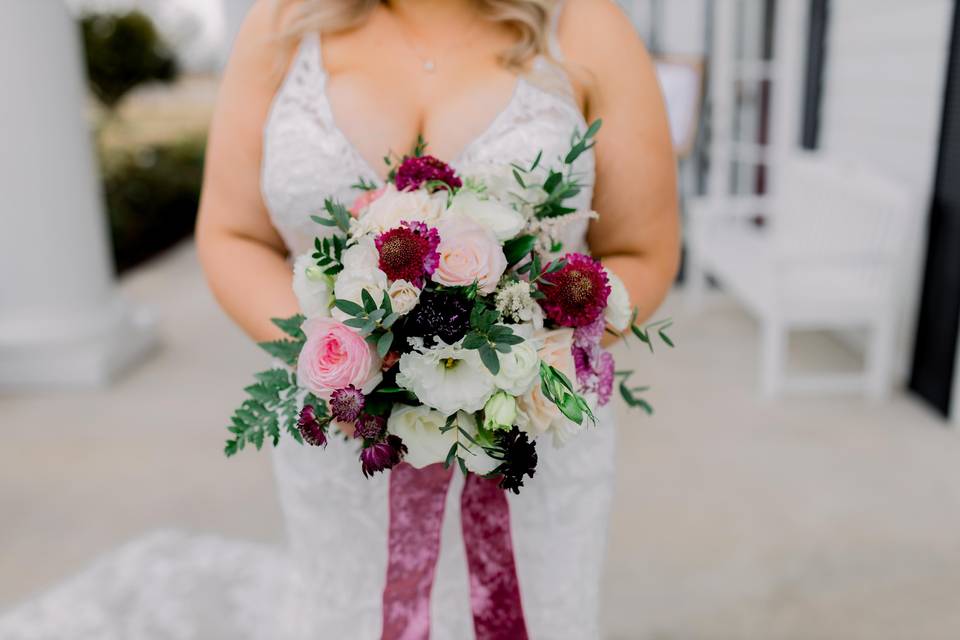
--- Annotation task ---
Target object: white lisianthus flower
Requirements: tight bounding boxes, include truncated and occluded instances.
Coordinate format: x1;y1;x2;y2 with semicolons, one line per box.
292;253;332;318
387;280;420;315
492;338;540;396
332;237;387;320
445;189;526;241
483;391;518;431
396;340;496;415
351;184;446;237
386;405;453;469
604;267;633;332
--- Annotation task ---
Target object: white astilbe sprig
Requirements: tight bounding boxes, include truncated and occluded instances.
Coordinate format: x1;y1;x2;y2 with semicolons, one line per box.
526;209;599;253
495;281;542;329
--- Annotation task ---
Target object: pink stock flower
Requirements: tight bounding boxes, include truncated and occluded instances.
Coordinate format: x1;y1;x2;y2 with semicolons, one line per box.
349;186;385;217
538;253;611;328
297;318;381;398
572;316;615;406
395;155;462;192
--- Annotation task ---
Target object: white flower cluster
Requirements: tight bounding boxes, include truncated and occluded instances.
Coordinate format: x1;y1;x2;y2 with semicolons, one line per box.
495;281;542;328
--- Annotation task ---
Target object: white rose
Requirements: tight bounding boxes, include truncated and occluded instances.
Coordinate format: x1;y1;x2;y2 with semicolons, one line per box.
446;189;526;241
493;339;540;395
604;267;632;332
387;405;454;469
332;238;388;320
387;280;421;315
396;341;496;415
462;161;547;212
292;253;332;318
352;184;445;237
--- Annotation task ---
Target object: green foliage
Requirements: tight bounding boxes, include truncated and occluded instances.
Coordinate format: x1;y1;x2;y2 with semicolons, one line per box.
310;198;353;235
509;119;601;220
461;303;524;375
334;290;401;357
224;366;314;457
101;137;205;273
539;362;596;426
502;235;537;266
80;11;178;110
311;235;347;275
225;315;319;456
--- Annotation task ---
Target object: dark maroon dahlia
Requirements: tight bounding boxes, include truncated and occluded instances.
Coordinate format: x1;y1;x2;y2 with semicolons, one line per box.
394;155;462;192
360;434;407;478
375;221;440;287
297;405;328;448
354;413;386;440
489;426;538;495
398;289;472;347
537;253;611;328
329;385;365;423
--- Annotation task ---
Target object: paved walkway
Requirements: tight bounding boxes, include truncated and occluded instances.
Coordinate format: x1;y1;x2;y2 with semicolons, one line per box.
2;241;958;639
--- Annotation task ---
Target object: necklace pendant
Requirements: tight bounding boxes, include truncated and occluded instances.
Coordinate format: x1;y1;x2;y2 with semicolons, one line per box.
423;59;436;73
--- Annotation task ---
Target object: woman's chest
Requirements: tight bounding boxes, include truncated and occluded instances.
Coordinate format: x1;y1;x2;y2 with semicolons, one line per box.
261;35;595;256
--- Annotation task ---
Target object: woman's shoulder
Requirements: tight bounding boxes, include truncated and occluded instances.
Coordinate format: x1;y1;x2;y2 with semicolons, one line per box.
225;0;303;92
554;0;650;91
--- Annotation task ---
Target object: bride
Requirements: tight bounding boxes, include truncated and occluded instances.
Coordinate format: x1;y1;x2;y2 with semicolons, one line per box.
0;0;677;638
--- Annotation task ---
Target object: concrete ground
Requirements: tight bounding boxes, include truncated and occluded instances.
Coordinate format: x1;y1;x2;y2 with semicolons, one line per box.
2;241;959;639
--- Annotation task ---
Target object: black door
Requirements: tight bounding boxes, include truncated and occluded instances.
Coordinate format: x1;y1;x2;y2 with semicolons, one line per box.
909;2;960;418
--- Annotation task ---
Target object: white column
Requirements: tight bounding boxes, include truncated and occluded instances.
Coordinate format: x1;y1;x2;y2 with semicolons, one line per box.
0;0;156;388
767;0;810;173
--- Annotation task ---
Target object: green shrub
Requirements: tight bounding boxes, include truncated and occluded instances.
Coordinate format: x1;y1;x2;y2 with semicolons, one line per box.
81;10;178;110
101;137;205;272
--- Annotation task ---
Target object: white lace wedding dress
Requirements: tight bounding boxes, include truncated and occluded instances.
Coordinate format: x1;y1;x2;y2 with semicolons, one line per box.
0;22;616;640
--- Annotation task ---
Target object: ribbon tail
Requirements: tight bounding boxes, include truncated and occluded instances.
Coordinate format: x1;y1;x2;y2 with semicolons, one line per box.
461;473;529;640
381;462;454;640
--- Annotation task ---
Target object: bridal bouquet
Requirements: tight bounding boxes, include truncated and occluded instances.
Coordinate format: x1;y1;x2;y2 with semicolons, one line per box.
224;121;672;493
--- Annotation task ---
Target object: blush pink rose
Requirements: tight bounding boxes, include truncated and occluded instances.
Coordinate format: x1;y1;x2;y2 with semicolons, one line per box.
431;217;507;294
349;186;386;218
297;318;381;398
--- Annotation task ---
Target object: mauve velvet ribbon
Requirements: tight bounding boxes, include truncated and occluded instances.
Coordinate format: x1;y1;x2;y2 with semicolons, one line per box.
381;463;529;640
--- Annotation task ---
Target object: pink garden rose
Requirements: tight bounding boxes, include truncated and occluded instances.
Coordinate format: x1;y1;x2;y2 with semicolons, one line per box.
349;186;386;218
297;318;381;398
431;217;507;294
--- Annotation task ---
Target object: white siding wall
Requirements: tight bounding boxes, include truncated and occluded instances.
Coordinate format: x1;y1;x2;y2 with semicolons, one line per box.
819;0;953;377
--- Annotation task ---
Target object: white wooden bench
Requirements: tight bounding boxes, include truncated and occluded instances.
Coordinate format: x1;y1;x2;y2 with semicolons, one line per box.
686;152;913;399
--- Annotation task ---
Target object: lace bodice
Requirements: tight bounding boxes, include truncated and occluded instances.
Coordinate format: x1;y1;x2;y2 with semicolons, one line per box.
261;33;596;257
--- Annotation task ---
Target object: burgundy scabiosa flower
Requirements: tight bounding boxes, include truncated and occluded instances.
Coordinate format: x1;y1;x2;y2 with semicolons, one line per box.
297;405;328;448
375;221;440;287
538;253;611;328
354;413;386;440
360;434;407;478
329;385;365;423
395;155;462;192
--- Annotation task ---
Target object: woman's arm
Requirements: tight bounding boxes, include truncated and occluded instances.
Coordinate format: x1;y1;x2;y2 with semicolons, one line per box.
196;1;299;343
560;0;681;327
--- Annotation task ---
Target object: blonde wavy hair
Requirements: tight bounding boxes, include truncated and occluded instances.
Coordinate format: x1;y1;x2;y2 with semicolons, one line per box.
273;0;556;70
